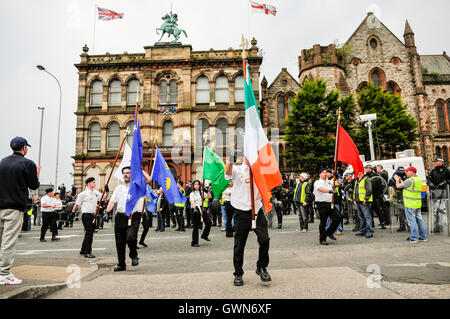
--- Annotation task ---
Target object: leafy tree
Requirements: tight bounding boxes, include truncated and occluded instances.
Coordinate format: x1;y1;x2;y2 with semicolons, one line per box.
354;83;418;159
284;79;356;175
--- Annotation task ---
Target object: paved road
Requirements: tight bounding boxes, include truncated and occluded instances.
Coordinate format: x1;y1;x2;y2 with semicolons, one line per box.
8;213;450;298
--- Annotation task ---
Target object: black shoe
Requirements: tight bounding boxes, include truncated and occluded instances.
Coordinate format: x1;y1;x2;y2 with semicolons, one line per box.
132;258;139;266
352;228;359;232
51;237;60;241
191;243;199;247
397;228;406;232
84;253;95;258
344;220;349;225
320;241;329;245
201;236;211;241
171;225;176;228
277;225;282;229
234;275;243;286
40;239;47;242
136;246;140;250
381;225;386;229
212;223;217;227
328;234;337;241
139;242;148;247
256;267;272;282
114;266;126;272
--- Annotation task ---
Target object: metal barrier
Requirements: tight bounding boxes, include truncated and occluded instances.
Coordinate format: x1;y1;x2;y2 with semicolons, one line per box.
427;185;450;237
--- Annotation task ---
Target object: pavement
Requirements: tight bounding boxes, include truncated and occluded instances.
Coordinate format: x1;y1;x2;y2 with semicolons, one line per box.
1;212;450;299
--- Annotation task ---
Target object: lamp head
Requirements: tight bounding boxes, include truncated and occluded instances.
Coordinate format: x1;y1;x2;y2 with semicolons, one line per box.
36;65;45;71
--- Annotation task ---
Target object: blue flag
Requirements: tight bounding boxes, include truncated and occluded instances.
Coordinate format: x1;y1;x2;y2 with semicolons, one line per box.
125;110;146;216
151;146;186;204
145;185;158;214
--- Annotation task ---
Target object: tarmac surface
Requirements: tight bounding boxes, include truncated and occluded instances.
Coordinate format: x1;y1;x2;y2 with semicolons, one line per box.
1;212;449;299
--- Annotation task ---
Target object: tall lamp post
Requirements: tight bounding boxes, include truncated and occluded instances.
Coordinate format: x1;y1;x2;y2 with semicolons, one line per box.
37;107;45;166
37;65;62;188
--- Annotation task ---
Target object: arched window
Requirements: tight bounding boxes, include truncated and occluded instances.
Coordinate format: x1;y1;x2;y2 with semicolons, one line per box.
107;121;120;150
88;122;101;151
387;81;401;95
437;100;446;131
446;99;450;130
369;68;386;89
234;75;244;103
215;75;229;103
287;94;294;115
278;94;285;126
443;146;449;163
278;144;284;170
196;76;210;104
108;79;121;107
126;121;134;147
215;118;229;156
372;70;381;87
159;81;167;104
90;80;103;107
162;120;174;147
235;117;245;151
356;81;368;92
195;118;210;150
126;79;139;105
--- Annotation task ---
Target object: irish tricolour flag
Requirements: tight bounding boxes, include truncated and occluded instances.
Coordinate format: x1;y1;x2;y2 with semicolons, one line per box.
243;61;282;213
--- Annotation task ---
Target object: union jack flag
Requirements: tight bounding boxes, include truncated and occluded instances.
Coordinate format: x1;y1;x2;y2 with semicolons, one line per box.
97;7;124;21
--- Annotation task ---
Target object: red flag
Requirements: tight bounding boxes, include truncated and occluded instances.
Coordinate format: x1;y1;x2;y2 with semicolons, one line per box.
336;124;364;178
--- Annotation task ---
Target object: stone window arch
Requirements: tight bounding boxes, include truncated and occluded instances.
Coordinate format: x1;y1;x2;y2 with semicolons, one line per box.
159;79;178;105
443;146;449;163
88;122;101;151
387;81;401;95
126;78;140;106
107;121;120;150
367;35;381;49
436;100;446;132
215;75;229;103
356;81;368;92
369;67;386;90
90;80;103;107
436;146;442;159
277;93;285;127
234;75;244;103
108;79;121;107
196;76;210;104
162;120;174;147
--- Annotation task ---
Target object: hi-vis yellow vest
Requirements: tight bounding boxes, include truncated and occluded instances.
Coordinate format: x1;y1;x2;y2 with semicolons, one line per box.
354;176;373;202
220;193;226;205
203;197;209;208
293;182;301;202
300;182;310;203
403;176;422;209
174;188;186;208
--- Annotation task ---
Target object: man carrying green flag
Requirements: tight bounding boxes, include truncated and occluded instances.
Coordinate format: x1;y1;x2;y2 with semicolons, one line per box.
202;146;230;198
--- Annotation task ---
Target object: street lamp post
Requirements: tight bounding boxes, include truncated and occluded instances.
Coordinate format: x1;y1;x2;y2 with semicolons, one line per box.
37;65;62;188
37;107;45;166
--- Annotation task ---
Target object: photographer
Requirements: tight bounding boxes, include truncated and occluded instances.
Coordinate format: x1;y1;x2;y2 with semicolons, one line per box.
389;166;408;232
427;157;450;233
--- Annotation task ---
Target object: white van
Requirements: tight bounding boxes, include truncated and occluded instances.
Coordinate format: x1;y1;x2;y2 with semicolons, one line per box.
364;157;427;183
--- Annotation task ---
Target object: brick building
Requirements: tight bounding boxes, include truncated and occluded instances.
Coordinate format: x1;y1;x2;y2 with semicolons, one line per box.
73;39;262;191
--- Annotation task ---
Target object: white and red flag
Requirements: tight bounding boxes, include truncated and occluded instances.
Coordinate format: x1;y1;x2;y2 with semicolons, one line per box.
249;1;277;16
243;60;283;213
97;7;124;21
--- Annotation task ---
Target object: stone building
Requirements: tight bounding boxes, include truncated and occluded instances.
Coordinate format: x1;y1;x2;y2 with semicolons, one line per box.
73;39;262;191
265;12;450;170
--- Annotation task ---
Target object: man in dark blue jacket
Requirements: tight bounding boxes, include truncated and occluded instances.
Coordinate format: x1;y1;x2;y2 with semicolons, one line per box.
0;137;40;285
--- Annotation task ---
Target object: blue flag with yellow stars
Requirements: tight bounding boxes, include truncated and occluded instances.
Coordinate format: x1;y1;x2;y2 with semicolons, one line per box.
150;146;186;205
145;185;158;214
125;108;146;216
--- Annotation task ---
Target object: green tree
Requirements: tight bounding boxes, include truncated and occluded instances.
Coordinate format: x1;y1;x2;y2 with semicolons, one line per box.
284;79;356;175
354;83;418;159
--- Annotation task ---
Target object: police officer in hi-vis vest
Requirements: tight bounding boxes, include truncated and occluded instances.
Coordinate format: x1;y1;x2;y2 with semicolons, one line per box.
294;173;313;232
354;169;374;238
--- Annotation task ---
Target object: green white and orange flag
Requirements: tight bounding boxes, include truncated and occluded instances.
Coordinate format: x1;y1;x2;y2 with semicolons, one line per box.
243;60;283;213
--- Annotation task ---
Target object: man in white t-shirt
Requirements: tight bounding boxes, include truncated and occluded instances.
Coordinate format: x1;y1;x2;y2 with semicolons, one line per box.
39;188;60;242
72;177;102;258
225;151;271;287
313;168;341;245
106;166;152;272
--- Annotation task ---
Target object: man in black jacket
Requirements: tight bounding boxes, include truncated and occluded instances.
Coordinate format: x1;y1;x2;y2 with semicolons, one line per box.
0;137;40;285
427;157;450;233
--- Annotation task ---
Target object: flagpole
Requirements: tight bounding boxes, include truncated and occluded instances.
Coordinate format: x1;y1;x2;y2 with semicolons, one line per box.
128;82;141;225
242;49;256;227
141;143;156;221
92;4;97;55
200;142;207;219
93;128;130;221
332;107;342;209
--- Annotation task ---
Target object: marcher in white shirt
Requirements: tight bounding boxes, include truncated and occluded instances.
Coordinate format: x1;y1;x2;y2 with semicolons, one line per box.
189;180;203;247
72;177;102;258
39;188;60;242
313;168;341;245
106;166;151;271
225;151;271;287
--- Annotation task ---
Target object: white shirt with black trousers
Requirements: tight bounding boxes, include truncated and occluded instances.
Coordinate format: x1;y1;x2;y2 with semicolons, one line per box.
313;173;341;244
226;163;270;282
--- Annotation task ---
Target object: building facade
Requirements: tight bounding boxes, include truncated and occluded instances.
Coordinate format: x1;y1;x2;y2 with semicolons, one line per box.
73;39;262;191
265;12;450;171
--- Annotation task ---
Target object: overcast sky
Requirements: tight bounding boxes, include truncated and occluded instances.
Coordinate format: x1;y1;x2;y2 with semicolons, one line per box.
0;0;449;187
